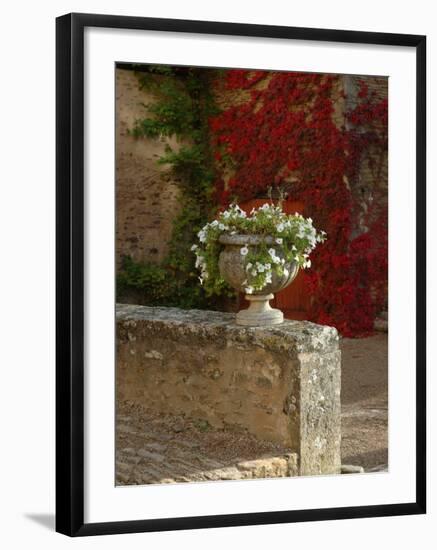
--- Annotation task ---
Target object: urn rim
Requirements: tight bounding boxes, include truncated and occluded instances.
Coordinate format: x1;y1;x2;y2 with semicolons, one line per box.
218;233;275;246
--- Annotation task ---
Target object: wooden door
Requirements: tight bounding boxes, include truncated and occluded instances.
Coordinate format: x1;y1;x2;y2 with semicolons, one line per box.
239;198;310;320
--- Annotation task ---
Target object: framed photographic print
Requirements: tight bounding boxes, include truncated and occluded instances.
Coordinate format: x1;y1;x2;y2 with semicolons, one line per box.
56;12;426;536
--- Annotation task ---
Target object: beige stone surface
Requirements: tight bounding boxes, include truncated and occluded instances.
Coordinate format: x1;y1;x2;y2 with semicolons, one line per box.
116;304;341;476
116;401;298;485
115;68;182;267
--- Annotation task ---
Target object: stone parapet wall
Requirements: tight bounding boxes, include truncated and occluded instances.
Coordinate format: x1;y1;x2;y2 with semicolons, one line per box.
116;304;341;476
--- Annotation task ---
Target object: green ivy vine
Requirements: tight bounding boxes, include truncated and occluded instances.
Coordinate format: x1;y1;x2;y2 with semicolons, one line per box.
117;65;231;309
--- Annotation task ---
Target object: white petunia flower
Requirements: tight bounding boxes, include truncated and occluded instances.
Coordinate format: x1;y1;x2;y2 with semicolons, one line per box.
276;223;285;232
191;244;198;251
240;246;249;256
275;237;283;244
267;249;280;264
218;223;225;230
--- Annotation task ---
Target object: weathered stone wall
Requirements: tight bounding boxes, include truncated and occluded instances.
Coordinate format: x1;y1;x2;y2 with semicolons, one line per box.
344;75;388;238
116;304;341;476
115;70;347;270
116;68;387;263
115;68;182;267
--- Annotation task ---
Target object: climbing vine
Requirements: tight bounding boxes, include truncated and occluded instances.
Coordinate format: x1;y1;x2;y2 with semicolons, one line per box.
209;70;388;336
119;66;388;336
118;65;228;309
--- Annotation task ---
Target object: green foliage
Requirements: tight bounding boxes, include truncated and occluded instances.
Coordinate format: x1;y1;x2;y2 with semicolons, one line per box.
193;203;326;296
117;256;171;303
118;65;226;308
117;256;208;309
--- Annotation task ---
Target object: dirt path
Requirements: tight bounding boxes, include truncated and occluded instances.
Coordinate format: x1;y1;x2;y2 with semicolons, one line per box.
340;334;388;471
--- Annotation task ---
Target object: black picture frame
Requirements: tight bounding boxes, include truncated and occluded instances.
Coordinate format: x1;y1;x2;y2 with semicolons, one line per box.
56;12;426;537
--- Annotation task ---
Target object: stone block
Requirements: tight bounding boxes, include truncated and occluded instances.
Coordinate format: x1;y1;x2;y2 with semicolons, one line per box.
116;304;341;476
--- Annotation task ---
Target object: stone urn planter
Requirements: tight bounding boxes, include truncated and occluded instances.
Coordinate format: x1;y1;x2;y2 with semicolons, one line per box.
218;234;299;326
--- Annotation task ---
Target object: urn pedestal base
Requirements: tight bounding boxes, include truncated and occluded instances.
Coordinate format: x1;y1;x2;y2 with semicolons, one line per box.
236;293;284;326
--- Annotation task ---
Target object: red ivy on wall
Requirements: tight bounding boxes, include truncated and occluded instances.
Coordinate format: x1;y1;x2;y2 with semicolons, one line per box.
209;70;388;337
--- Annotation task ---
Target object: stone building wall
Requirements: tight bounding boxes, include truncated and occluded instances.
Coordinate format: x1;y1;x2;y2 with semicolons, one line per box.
115;68;182;267
116;69;387;294
344;75;388;239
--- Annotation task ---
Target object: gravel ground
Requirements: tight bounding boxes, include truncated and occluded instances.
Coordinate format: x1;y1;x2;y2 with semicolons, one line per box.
116;333;388;484
340;333;388;471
